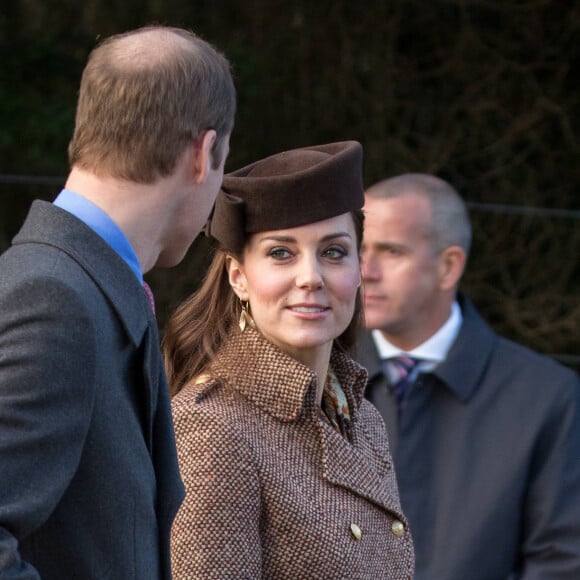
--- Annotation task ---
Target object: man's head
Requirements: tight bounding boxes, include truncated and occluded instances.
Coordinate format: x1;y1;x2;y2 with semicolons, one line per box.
361;173;471;350
68;25;236;182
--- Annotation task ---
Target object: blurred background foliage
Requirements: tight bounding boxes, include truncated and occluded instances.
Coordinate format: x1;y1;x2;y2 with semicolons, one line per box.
0;0;578;367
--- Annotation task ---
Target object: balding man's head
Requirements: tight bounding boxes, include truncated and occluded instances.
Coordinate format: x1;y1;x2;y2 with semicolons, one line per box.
68;25;236;183
366;173;472;256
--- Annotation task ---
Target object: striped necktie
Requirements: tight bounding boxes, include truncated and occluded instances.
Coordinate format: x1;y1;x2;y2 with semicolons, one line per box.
389;355;419;415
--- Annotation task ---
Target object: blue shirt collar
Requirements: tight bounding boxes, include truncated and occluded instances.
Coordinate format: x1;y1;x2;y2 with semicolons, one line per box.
53;189;143;283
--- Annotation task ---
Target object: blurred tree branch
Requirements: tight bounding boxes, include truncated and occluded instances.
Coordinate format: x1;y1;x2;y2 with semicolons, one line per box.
1;0;578;365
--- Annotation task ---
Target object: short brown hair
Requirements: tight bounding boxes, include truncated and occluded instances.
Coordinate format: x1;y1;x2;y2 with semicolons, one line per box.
366;173;472;256
68;25;236;182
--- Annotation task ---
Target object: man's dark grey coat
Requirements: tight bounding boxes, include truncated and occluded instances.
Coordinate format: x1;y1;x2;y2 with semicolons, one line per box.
358;294;580;580
0;201;184;579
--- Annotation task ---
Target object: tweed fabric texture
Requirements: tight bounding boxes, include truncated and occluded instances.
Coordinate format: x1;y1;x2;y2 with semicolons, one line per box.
171;328;415;579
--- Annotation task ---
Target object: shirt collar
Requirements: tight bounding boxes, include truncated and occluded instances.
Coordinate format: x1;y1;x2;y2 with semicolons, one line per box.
53;189;143;283
371;301;462;370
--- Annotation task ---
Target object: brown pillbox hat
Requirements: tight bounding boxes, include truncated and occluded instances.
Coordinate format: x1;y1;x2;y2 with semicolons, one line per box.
207;140;364;252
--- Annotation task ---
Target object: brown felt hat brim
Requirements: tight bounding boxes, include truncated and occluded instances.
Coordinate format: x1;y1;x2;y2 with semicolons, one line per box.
207;141;364;252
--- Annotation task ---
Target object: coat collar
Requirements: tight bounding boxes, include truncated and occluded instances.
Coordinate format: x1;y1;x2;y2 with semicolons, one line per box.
13;200;151;345
358;293;496;403
432;293;496;402
356;330;383;384
206;327;368;423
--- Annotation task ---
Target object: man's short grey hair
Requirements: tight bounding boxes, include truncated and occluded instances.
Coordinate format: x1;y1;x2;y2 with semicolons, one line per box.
366;173;472;256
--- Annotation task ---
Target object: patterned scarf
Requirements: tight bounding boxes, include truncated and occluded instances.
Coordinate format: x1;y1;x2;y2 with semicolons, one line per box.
320;367;351;438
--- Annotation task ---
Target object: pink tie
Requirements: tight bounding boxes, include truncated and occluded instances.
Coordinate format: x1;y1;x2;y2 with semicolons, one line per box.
142;281;156;315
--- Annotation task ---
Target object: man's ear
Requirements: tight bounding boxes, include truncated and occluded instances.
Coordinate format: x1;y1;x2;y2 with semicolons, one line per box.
192;129;217;184
438;246;466;291
226;255;249;301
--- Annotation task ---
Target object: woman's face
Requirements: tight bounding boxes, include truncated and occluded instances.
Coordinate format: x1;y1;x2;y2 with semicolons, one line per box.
227;212;361;365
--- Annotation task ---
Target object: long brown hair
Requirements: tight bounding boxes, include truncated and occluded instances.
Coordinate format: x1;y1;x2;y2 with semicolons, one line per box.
163;209;364;396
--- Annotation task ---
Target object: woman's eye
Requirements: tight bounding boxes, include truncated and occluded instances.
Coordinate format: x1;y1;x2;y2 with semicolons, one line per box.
323;246;347;259
268;247;291;259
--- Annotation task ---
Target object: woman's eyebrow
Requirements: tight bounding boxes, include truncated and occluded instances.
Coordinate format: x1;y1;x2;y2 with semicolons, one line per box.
258;231;352;244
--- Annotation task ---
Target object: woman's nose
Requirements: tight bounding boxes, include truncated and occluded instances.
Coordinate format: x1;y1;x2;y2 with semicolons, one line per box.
296;256;324;290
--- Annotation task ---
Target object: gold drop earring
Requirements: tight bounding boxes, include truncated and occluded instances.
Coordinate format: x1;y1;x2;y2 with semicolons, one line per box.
238;300;255;332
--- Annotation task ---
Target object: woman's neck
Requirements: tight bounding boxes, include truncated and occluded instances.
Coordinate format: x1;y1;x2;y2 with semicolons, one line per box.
286;342;333;406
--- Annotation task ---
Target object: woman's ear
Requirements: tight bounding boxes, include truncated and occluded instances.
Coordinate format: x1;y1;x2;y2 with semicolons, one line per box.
192;129;217;184
226;255;249;301
438;246;466;291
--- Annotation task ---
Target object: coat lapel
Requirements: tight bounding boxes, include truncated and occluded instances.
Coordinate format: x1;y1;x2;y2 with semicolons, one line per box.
141;322;159;450
319;418;403;515
15;201;159;441
318;350;404;516
13;201;150;347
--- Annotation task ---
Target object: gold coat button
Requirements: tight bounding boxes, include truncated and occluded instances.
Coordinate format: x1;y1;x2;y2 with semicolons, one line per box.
391;519;405;538
350;523;362;540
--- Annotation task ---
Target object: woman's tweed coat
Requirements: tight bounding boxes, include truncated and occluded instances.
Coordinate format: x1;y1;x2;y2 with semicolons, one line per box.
171;328;415;579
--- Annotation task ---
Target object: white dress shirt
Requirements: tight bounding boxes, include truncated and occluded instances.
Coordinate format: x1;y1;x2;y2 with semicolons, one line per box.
371;301;463;383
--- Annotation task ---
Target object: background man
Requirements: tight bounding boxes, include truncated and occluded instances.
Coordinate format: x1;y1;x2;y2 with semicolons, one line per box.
358;173;580;580
0;25;235;578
